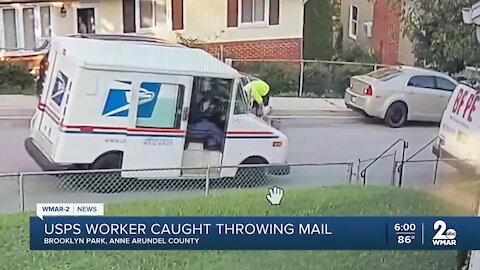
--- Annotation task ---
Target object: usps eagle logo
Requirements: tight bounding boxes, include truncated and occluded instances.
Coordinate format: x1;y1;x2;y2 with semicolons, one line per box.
51;71;69;106
102;80;161;118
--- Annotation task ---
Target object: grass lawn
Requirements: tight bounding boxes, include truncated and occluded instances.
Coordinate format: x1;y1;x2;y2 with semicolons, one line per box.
452;180;480;197
0;186;466;270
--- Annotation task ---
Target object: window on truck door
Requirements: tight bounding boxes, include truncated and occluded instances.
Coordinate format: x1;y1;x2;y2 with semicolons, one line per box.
135;83;185;129
234;83;249;114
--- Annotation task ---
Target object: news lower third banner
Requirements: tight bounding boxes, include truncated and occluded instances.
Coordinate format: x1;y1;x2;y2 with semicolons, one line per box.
30;216;480;250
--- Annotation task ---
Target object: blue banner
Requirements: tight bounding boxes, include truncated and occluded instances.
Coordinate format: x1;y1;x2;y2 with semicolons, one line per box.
30;216;480;250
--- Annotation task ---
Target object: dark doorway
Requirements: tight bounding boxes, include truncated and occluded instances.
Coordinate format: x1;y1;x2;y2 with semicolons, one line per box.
76;8;96;34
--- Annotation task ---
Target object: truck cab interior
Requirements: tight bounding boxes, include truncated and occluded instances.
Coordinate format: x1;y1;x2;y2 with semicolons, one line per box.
181;77;233;175
185;77;232;152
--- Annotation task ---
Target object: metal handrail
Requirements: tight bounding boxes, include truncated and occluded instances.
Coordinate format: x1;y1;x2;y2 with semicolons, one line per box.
359;153;396;164
399;158;478;163
360;139;409;186
404;136;438;163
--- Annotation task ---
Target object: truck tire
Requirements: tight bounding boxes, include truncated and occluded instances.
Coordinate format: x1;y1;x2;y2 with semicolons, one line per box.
90;152;123;170
384;102;408;128
87;152;126;193
235;157;269;187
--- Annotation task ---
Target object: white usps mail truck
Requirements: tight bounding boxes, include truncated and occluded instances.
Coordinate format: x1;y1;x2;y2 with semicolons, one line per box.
433;83;480;174
25;36;289;179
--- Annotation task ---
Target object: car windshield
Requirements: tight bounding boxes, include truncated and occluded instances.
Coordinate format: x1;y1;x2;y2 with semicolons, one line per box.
367;67;403;80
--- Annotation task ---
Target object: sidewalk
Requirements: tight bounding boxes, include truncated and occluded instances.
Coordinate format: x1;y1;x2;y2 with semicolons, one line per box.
0;95;38;119
269;97;355;117
0;95;356;119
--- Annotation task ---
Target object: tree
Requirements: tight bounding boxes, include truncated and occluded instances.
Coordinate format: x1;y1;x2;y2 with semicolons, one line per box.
401;0;480;74
303;0;333;60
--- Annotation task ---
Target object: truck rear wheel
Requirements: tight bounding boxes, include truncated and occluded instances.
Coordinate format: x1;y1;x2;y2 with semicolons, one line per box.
90;152;123;170
85;152;126;193
235;157;269;187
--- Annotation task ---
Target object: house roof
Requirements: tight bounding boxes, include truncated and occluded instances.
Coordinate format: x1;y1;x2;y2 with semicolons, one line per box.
51;36;239;79
67;34;186;48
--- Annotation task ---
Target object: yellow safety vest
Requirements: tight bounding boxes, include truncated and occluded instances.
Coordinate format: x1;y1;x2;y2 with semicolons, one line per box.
244;80;270;106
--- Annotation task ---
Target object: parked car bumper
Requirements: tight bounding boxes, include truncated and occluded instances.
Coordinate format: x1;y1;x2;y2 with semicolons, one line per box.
344;89;385;118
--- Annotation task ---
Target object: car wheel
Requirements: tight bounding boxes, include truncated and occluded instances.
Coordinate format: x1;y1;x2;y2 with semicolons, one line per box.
384;102;408;128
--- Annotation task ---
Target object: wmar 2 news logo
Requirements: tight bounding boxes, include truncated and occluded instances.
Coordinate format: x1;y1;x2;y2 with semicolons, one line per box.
432;220;457;246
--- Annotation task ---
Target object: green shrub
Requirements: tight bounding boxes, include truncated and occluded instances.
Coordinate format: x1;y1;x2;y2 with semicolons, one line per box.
303;0;333;60
0;61;35;95
233;45;378;98
233;61;300;96
233;61;373;98
303;62;373;98
337;44;378;63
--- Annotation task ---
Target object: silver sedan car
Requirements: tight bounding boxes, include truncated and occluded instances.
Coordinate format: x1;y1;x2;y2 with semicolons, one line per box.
344;66;458;128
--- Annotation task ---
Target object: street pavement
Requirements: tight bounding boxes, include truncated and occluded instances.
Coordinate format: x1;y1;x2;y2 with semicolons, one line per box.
0;116;465;214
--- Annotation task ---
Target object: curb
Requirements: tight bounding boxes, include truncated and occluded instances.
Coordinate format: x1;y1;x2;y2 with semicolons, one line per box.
0;108;34;117
0;117;31;127
0;116;32;120
270;109;356;117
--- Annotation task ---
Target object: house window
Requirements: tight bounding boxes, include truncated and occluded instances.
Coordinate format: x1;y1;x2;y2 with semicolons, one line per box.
349;5;358;39
240;0;267;24
40;6;51;38
136;0;167;32
139;0;154;28
0;5;52;53
3;9;17;49
23;8;35;50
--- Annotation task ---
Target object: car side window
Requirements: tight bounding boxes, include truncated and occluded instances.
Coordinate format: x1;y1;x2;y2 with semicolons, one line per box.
407;76;436;89
435;77;456;91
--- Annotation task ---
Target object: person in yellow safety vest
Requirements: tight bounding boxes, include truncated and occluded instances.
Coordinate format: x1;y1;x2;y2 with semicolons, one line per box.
243;78;271;117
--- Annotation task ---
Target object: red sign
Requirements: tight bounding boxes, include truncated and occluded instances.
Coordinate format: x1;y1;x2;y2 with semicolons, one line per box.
452;87;480;122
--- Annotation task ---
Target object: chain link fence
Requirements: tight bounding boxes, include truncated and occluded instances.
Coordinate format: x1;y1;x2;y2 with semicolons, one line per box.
0;162;355;214
2;154;480;215
229;59;391;98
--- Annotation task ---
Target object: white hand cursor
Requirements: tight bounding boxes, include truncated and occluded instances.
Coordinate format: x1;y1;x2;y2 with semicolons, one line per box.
266;186;284;205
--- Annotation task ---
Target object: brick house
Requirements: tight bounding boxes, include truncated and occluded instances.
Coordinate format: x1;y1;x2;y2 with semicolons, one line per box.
340;0;415;65
0;0;304;71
